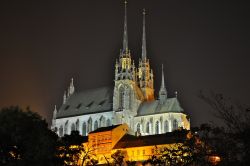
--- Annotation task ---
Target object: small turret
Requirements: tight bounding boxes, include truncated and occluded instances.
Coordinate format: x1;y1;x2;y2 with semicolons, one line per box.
51;105;57;129
53;105;57;119
63;91;67;104
159;64;167;104
69;78;75;95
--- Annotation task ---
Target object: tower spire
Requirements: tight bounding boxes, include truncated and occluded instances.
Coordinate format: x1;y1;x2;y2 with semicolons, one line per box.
142;8;147;60
161;64;165;89
122;0;128;52
159;64;167;104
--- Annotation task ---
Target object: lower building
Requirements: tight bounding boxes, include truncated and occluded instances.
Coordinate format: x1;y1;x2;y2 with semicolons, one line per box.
78;124;189;165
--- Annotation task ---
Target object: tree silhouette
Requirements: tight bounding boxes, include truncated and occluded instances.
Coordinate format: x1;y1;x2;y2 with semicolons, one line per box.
0;106;58;165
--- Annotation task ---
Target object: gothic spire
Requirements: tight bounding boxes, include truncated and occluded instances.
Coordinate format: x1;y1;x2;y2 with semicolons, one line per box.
122;0;128;52
159;64;167;103
142;8;147;60
160;64;165;89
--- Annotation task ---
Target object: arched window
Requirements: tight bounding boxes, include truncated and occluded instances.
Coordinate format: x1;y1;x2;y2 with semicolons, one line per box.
94;120;98;130
100;116;106;127
71;123;76;133
119;87;125;109
76;119;79;131
106;119;111;126
137;123;141;134
87;118;92;133
164;120;169;133
64;121;68;135
82;122;86;136
155;121;160;134
173;119;178;131
59;126;63;137
124;86;131;109
146;122;150;134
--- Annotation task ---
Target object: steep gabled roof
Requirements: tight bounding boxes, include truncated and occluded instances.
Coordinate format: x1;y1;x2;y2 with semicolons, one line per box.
88;125;121;134
56;87;113;119
136;97;184;117
113;130;188;149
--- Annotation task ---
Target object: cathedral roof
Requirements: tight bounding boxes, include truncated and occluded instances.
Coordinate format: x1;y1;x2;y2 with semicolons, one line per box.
88;125;121;134
137;98;184;117
56;87;113;119
113;130;188;149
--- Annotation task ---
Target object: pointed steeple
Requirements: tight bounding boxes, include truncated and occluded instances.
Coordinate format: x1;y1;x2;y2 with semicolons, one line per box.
63;91;67;104
142;8;147;60
160;64;166;89
122;0;128;52
53;105;57;119
159;64;167;104
69;78;75;95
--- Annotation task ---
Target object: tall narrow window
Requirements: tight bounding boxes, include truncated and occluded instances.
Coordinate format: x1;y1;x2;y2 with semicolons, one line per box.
94;120;98;130
106;119;111;126
164;120;169;133
137;123;141;133
173;119;178;131
64;121;68;135
146;122;150;134
155;121;159;134
119;87;125;109
100;116;106;127
59;126;63;137
82;122;86;136
87;118;92;133
76;119;79;131
71;123;75;133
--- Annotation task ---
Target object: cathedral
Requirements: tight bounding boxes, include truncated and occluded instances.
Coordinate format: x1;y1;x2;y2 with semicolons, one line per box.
51;2;190;137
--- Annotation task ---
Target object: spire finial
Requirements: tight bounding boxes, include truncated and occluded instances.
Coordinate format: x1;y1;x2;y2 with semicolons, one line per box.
122;0;128;52
142;8;147;60
161;64;165;88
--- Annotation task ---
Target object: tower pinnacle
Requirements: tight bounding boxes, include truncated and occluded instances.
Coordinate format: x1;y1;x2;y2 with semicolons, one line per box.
161;64;165;89
159;64;167;104
142;8;147;60
122;0;128;52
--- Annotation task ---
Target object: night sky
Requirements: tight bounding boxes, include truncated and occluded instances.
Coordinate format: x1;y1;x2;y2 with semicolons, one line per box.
0;0;249;127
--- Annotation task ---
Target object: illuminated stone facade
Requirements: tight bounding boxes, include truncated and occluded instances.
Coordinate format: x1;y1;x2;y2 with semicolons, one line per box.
79;124;188;165
51;2;190;137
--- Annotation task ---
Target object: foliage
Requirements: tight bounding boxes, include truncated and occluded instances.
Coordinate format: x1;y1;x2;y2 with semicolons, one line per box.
0;106;59;166
199;91;250;165
111;150;127;166
57;130;86;165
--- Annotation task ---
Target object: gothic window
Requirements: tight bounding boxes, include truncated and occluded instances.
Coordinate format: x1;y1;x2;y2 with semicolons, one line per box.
125;87;131;109
82;122;86;136
71;123;76;133
94;120;98;130
164;120;169;133
100;116;106;127
173;119;178;131
137;123;141;133
59;126;63;137
64;121;68;135
76;119;79;131
119;87;125;109
155;121;160;134
146;122;150;133
106;119;111;126
87;118;92;133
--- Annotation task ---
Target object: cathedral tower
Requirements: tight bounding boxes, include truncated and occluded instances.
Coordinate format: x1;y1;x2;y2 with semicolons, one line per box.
113;1;144;126
138;10;154;101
